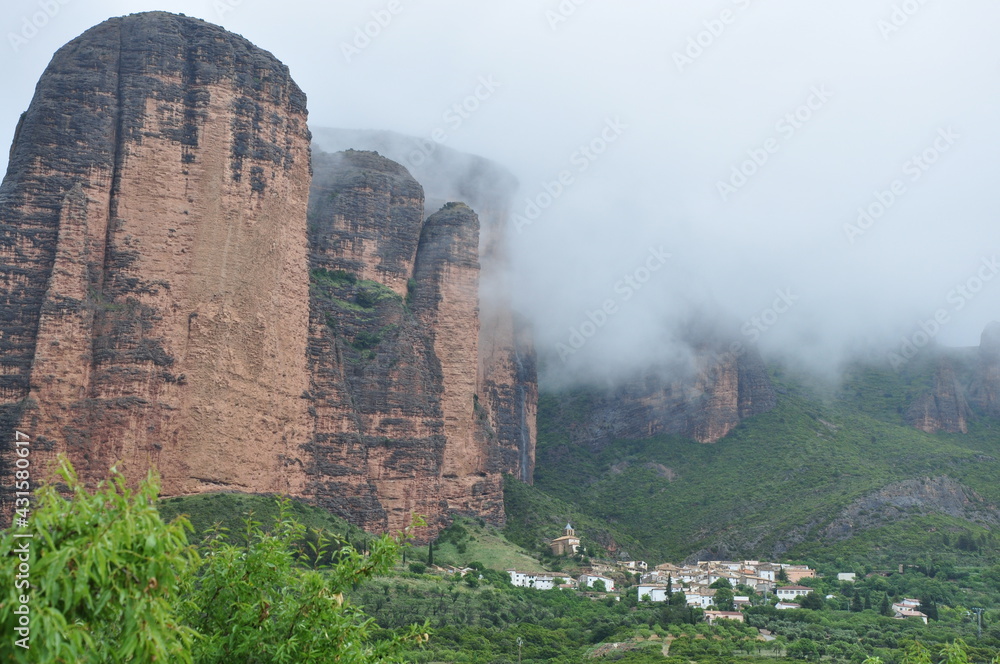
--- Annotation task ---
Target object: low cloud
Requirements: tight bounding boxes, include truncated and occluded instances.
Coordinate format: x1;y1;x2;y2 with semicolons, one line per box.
2;0;998;388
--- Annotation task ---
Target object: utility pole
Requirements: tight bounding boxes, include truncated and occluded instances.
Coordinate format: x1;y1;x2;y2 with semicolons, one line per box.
517;637;523;664
971;608;984;639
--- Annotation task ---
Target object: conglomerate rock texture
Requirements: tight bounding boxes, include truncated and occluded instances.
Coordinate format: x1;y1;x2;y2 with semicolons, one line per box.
304;150;504;533
545;339;778;451
0;12;314;508
906;361;972;434
905;322;1000;434
310;128;537;484
968;321;1000;418
0;14;521;538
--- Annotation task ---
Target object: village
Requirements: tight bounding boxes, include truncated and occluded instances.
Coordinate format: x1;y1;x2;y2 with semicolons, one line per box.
501;524;930;625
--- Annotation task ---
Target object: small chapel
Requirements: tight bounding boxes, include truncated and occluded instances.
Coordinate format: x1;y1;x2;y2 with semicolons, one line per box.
549;523;581;556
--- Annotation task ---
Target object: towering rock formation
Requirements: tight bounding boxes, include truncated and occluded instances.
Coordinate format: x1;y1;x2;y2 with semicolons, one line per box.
906;361;973;434
902;322;1000;434
304;150;503;533
0;13;533;535
969;321;1000;418
310;128;536;483
0;12;313;506
0;15;527;537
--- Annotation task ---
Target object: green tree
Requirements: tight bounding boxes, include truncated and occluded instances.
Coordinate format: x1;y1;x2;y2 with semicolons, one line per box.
713;587;736;611
799;592;824;611
184;499;428;663
917;598;938;621
0;457;428;664
899;641;932;664
787;637;820;660
592;579;607;592
0;456;197;663
879;593;893;616
938;640;970;664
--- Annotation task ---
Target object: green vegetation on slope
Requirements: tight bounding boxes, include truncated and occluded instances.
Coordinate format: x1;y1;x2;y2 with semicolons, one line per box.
530;362;1000;568
350;565;1000;664
503;475;653;561
415;517;551;573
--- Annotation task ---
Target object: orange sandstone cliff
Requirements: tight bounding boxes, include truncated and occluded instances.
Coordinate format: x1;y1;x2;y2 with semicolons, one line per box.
304;150;504;534
310;128;538;485
0;12;313;505
0;14;530;537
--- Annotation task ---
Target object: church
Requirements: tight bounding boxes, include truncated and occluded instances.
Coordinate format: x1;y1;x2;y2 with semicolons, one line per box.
549;524;581;556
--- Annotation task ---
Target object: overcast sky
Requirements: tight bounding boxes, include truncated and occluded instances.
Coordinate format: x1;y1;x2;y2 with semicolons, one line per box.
2;0;998;382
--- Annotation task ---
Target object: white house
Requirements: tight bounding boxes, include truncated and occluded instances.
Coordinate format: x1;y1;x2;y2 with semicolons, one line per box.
776;601;801;610
775;585;812;601
891;599;923;615
741;575;775;592
508;570;562;590
756;564;779;582
894;608;928;624
637;584;670;602
579;574;615;591
837;573;856;582
685;590;716;609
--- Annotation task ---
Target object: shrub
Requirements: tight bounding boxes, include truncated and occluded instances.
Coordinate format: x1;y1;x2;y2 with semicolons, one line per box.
0;456;197;663
0;457;429;663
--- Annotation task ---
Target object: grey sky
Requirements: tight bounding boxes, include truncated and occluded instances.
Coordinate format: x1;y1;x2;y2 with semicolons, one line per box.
2;0;998;383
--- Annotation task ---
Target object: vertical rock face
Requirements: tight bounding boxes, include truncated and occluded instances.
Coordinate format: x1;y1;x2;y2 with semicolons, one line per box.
550;341;777;450
308;150;424;297
0;16;527;535
304;151;503;535
474;188;537;484
906;361;972;434
310;128;536;483
903;323;1000;434
0;12;313;506
969;321;1000;417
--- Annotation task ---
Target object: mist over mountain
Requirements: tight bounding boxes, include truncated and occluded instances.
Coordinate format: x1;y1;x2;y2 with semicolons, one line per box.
2;1;998;386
